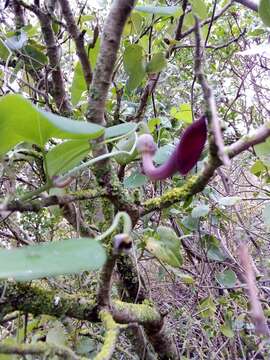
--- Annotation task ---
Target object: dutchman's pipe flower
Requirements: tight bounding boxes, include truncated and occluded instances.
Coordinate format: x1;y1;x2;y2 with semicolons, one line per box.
137;116;207;180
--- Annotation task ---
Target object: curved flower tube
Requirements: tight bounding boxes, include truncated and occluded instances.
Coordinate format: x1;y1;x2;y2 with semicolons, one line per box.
137;116;207;180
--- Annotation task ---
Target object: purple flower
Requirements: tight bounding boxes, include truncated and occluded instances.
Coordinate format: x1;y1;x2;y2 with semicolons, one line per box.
137;116;207;180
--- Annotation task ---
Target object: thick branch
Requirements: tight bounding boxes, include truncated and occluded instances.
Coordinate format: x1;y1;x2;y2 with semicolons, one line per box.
12;0;25;28
97;255;117;308
38;11;72;114
95;310;121;360
17;1;71;114
0;282;161;326
2;191;105;213
0;342;82;360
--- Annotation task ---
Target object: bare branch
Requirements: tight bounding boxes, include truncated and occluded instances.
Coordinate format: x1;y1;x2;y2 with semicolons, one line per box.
179;1;233;40
17;0;72;114
238;244;270;337
194;16;230;166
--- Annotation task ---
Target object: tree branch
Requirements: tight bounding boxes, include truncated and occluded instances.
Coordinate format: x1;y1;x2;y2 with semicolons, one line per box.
194;16;230;166
95;310;121;360
58;0;93;87
17;0;72;114
234;0;258;12
0;282;161;326
0;342;82;360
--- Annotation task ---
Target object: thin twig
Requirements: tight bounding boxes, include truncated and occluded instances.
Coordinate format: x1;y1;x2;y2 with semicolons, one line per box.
194;16;230;166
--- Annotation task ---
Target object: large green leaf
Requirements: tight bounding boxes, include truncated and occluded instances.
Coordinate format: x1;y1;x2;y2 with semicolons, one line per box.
89;38;101;70
46;140;90;177
202;235;228;261
135;5;182;17
0;94;104;155
189;0;208;20
123;44;146;91
104;122;137;139
70;39;100;106
259;0;270;27
22;44;48;70
146;52;167;74
220;321;234;338
0;238;106;281
71;61;87;106
146;226;183;267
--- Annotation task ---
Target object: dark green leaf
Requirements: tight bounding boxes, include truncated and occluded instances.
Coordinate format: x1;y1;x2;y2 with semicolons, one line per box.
189;0;208;20
40;109;104;139
46;140;90;177
104;122;137;139
123;44;145;91
71;62;87;106
0;94;104;155
22;44;48;70
207;245;227;261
